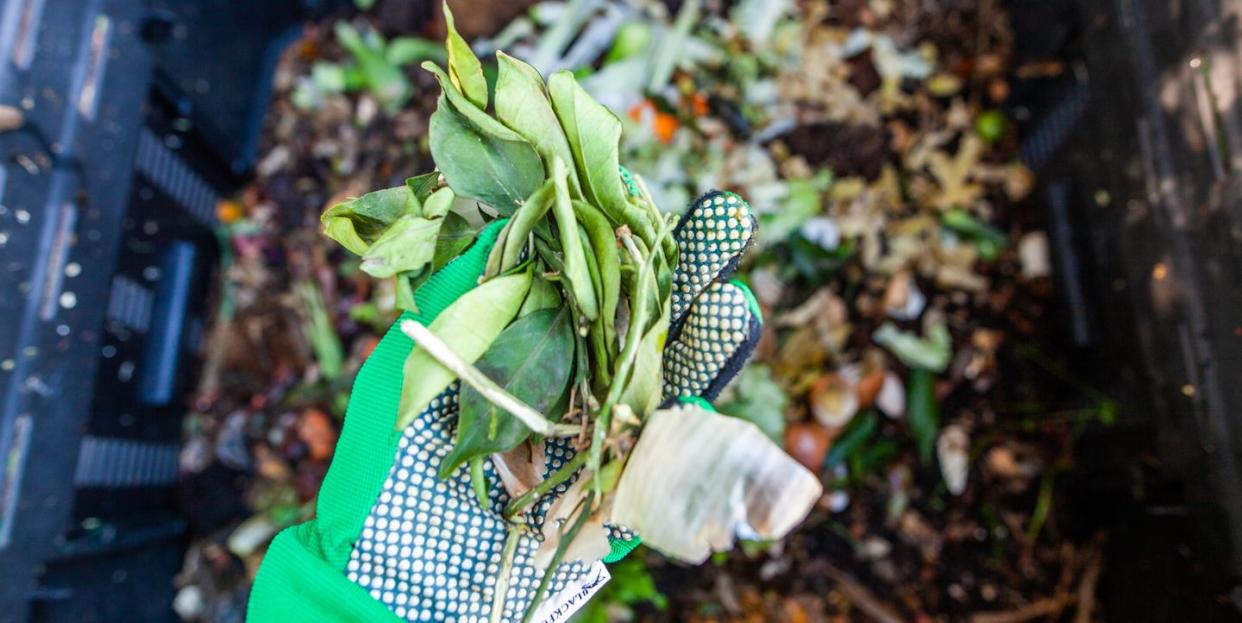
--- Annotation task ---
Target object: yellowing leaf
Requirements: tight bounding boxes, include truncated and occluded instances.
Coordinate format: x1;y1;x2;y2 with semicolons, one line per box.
618;308;668;417
611;404;822;563
442;2;487;109
321;186;414;256
360;214;442;278
551;157;598;321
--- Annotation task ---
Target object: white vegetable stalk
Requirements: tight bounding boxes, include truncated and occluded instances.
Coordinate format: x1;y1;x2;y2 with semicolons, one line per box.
400;320;578;437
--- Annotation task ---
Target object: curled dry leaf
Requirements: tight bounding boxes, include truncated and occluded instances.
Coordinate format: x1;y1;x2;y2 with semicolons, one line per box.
984;443;1044;492
777;288;850;354
534;471;611;570
611;404;822;564
881;270;926;321
490;441;546;499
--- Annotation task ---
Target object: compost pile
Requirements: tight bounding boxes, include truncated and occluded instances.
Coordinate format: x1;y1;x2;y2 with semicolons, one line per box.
174;1;1110;621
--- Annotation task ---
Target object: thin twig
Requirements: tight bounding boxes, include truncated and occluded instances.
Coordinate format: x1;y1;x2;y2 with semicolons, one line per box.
505;450;588;519
970;595;1075;623
490;524;524;623
823;562;903;623
1075;539;1105;623
400;320;579;437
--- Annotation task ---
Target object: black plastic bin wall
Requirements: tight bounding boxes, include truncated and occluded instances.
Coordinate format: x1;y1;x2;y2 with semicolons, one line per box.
1011;0;1242;616
0;1;324;621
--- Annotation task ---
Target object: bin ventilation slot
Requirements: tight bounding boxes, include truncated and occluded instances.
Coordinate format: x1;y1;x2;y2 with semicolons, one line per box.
134;129;218;226
106;275;153;333
138;241;197;406
75;15;111;121
7;0;44;70
74;436;178;488
1019;80;1089;172
37;202;77;321
0;415;33;549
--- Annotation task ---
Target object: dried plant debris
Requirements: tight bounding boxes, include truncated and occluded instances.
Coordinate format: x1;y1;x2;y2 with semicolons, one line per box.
176;0;1114;620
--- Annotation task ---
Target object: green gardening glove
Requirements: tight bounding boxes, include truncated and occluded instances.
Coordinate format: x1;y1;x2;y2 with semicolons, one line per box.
249;191;759;622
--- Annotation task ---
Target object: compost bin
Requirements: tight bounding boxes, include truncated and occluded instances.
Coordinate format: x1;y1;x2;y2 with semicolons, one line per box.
1;0;1241;621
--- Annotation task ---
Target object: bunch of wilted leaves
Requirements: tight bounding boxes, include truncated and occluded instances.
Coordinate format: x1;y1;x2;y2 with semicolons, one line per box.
320;6;820;620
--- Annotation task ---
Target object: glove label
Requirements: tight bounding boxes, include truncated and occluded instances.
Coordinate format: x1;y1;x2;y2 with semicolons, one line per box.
528;560;610;623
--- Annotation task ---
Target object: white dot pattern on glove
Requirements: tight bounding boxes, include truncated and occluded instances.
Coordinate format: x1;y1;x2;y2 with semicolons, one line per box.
664;282;756;399
671;192;754;322
346;384;590;622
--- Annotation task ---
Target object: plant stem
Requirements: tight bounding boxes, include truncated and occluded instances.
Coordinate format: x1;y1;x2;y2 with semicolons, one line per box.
400;320;579;437
588;408;611;504
620;229;644;264
504;450;588;519
490;523;524;623
520;492;595;623
484;218;514;279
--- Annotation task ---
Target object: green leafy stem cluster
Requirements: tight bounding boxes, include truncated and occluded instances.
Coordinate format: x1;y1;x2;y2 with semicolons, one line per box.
320;6;677;620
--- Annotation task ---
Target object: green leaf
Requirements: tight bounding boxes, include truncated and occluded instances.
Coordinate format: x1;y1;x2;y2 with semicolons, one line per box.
311;62;348;92
908;369;939;464
618;308;669;416
717;364;788;442
470;456;489;506
518;275;561;317
321;186;413;256
360;215;443;278
499;180;555;270
648;0;701;91
760;171;832;247
572;199;620;350
547;71;656;244
386;37;445;66
494;52;580;196
406;172;442;207
824;410;878;468
605;21;653;63
397;271;532;429
296;281;344;380
551;157;598;320
440;307;575;477
424;63;532;147
421;186;455;219
873;320;952;372
426;66;545;214
442;2;488;109
335;21;410;110
941;208;1007;261
433;212;476;271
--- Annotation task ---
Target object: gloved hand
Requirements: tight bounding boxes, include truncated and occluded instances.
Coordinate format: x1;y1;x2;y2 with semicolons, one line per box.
249;190;759;622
